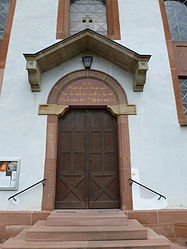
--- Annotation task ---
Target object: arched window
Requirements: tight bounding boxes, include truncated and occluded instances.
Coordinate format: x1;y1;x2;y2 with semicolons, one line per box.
0;0;10;42
161;0;187;122
179;78;187;114
164;0;187;41
69;0;107;35
0;0;16;94
56;0;121;40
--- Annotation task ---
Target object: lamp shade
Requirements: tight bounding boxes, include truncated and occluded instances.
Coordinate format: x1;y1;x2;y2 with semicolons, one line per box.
82;56;93;69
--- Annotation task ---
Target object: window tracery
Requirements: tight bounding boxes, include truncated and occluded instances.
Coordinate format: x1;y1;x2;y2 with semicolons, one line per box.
56;0;121;40
164;0;187;120
69;0;107;35
165;0;187;41
0;0;10;40
179;78;187;114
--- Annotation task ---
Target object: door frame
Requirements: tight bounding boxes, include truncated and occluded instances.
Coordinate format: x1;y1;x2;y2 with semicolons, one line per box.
41;70;134;210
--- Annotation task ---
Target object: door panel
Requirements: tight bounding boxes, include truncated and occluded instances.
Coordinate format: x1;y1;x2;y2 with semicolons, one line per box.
55;174;86;208
56;110;87;208
55;109;120;209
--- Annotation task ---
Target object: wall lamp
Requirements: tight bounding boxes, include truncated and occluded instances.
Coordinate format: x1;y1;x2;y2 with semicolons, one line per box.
82;56;93;69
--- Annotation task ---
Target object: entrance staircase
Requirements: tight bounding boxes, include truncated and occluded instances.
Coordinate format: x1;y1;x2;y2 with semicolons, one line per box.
1;209;185;249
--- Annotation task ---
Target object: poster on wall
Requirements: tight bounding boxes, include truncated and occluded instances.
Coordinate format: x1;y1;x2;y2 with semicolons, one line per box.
0;160;20;190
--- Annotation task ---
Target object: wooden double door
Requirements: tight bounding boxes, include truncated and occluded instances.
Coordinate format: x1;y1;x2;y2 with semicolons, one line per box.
55;109;120;209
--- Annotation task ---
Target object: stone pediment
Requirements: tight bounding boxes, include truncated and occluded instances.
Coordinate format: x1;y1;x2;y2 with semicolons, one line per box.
24;29;151;92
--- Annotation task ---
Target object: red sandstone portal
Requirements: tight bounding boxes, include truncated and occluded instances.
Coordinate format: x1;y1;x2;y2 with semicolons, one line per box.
42;70;132;211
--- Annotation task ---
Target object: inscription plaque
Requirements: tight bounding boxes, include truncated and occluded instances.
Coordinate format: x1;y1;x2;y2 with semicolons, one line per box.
58;79;118;105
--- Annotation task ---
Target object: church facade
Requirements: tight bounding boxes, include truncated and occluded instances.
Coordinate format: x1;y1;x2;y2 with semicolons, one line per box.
0;0;187;243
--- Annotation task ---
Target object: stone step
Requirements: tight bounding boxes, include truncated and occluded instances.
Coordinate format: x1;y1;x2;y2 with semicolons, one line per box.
47;215;128;227
2;241;171;249
147;231;185;249
1;238;15;249
50;209;125;216
1;210;185;249
53;209;123;212
174;238;187;249
47;211;128;226
3;233;171;249
26;220;147;241
160;236;186;249
147;228;162;239
170;243;186;249
2;239;171;249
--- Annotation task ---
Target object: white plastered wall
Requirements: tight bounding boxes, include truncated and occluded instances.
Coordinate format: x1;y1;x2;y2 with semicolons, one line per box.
0;0;186;210
118;0;187;209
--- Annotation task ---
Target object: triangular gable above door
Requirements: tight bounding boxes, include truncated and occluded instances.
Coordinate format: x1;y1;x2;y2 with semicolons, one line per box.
24;29;151;92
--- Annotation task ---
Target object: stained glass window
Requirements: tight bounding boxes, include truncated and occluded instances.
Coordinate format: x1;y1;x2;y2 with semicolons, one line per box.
179;78;187;114
164;1;187;116
164;0;187;41
0;0;10;40
69;0;107;35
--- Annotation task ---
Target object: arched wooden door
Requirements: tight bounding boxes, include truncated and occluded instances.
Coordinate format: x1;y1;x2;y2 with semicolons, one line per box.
55;109;120;209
